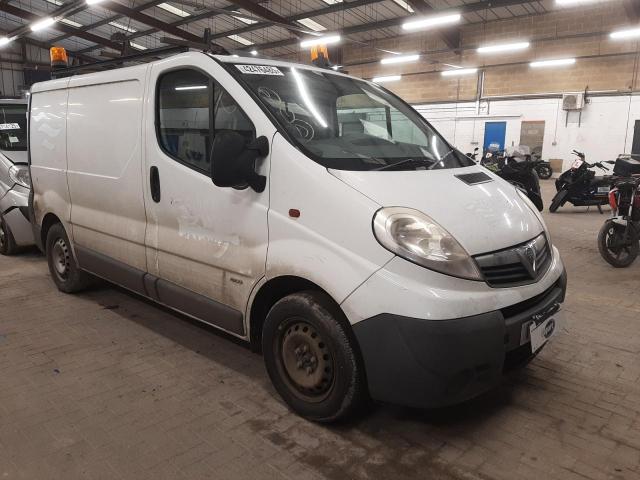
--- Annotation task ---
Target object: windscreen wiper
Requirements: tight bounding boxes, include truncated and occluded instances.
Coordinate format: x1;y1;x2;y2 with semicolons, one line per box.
372;158;434;171
427;149;456;170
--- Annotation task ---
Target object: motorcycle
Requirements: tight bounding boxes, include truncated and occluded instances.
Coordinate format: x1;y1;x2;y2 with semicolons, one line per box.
482;145;544;211
597;155;640;267
549;150;615;213
466;147;479;162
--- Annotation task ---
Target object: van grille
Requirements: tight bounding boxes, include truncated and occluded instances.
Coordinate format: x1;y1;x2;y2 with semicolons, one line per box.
474;234;551;287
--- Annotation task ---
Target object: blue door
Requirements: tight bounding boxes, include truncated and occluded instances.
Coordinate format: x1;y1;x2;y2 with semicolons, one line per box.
483;121;507;152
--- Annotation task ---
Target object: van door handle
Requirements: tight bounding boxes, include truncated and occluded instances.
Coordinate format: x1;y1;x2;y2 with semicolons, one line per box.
150;166;161;202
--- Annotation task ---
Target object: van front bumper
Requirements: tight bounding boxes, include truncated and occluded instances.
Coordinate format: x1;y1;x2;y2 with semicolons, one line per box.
352;269;567;409
0;186;34;247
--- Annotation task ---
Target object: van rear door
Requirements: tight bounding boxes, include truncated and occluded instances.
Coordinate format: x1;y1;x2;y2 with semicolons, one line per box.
143;53;274;335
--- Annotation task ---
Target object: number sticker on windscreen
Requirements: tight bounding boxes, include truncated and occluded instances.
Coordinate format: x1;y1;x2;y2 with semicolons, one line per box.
0;123;20;130
571;159;584;170
235;65;284;76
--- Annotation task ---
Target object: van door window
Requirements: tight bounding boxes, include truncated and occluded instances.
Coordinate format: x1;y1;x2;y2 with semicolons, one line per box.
157;69;255;174
157;69;212;173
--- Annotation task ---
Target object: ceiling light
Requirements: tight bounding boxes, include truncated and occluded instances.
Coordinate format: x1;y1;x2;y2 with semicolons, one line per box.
232;12;257;24
157;3;190;17
228;34;253;46
31;17;56;32
86;0;105;4
321;0;342;4
380;54;420;65
44;0;63;5
372;75;401;83
109;21;136;33
530;58;575;68
130;42;147;50
0;37;13;47
250;49;258;56
331;65;341;70
477;41;530;53
610;27;640;39
402;13;461;31
175;85;207;91
300;35;340;48
442;68;478;76
297;18;326;32
60;18;83;28
391;0;414;13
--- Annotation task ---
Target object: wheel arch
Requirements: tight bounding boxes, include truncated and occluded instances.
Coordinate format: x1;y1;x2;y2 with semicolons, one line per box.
248;275;354;353
40;212;62;252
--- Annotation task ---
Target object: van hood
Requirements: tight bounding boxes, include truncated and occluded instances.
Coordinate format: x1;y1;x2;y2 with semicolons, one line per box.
0;150;27;164
329;165;543;256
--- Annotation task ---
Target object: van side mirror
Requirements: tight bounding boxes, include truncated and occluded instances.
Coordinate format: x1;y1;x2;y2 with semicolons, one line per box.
211;131;268;193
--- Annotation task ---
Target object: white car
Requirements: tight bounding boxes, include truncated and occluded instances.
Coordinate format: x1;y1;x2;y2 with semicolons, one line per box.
0;99;33;255
29;52;566;421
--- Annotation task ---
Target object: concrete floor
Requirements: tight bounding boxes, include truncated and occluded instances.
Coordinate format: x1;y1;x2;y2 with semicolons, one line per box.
1;181;639;480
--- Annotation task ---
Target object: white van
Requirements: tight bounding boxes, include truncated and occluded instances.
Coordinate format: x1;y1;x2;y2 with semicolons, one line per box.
29;52;566;422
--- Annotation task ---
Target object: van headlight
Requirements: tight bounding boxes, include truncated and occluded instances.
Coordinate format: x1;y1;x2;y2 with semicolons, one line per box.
373;207;482;280
8;165;30;189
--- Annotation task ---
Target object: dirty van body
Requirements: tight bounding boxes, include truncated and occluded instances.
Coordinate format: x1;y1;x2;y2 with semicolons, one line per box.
0;99;33;255
29;52;567;422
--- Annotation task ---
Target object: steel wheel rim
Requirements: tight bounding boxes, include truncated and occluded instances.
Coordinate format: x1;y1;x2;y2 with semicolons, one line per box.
52;238;71;280
277;319;335;403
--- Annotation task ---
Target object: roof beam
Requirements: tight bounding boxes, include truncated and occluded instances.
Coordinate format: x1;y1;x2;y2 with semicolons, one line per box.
219;0;301;38
405;0;460;50
98;0;204;43
48;0;166;44
210;0;385;40
0;3;121;53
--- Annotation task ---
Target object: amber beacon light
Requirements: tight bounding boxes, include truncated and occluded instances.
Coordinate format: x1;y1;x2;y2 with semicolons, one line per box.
50;47;68;70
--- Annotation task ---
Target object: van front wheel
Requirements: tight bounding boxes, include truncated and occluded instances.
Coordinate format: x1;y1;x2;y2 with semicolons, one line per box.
46;223;93;293
262;291;366;422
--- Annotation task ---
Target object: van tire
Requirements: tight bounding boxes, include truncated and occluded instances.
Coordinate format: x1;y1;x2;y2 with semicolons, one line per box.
46;223;93;293
0;216;18;256
262;291;365;422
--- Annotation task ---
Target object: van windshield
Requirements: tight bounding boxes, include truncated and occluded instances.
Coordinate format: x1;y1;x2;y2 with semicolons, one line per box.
0;104;27;152
230;63;472;171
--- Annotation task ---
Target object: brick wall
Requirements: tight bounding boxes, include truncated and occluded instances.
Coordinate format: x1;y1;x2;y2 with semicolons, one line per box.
338;2;640;103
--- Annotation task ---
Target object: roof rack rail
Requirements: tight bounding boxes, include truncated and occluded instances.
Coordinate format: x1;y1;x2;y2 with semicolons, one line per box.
52;45;190;79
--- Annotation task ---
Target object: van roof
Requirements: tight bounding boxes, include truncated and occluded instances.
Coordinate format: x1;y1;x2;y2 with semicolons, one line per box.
30;50;354;94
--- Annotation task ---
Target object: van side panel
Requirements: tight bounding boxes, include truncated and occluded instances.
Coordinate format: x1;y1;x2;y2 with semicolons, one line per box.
29;84;71;232
66;77;147;271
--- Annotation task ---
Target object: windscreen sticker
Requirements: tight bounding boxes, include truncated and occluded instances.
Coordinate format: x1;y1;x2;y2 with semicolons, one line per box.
0;123;20;130
9;136;18;143
235;64;284;76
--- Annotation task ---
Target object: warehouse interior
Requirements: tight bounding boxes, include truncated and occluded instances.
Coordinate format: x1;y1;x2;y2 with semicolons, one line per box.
1;0;640;479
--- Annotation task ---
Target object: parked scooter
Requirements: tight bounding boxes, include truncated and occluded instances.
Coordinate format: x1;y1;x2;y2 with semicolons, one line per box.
549;150;614;213
483;145;544;211
597;155;640;267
